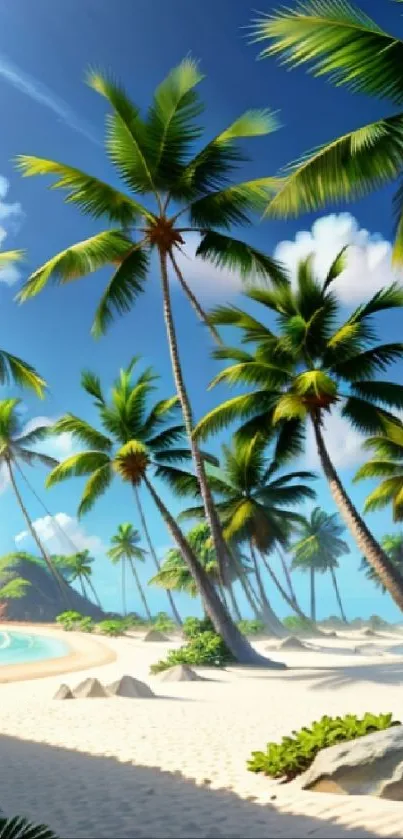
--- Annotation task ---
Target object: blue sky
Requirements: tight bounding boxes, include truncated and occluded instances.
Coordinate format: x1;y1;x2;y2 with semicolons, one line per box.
0;0;403;622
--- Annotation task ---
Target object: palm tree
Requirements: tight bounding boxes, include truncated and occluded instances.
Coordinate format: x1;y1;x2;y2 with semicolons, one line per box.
195;253;403;612
361;534;403;594
45;360;273;663
0;251;45;396
252;2;403;262
165;434;315;624
0;399;68;599
291;508;349;622
108;524;151;619
15;59;286;590
57;550;102;608
355;417;403;521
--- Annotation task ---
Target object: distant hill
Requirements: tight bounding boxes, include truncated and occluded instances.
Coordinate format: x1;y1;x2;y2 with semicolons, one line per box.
0;557;104;622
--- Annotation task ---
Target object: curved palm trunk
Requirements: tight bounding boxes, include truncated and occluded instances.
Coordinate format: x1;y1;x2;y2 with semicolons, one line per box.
6;460;70;607
170;250;223;345
312;417;403;612
86;577;103;610
128;558;152;621
249;542;286;637
330;566;347;622
159;249;232;586
144;474;285;667
260;551;310;620
78;575;86;599
276;546;300;607
133;485;182;625
310;567;316;622
121;559;127;617
226;580;243;621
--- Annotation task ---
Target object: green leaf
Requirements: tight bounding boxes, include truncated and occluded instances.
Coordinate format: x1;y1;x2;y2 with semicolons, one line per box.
351;381;403;411
342;397;397;434
355;460;403;481
51;415;112;451
190;177;284;228
0;249;24;266
92;245;149;337
332;343;403;380
78;463;113;517
81;370;105;404
364;477;403;516
194;392;276;441
323;246;348;290
46;451;110;487
272;394;307;424
18;230;134;301
0;352;46;397
196;231;288;285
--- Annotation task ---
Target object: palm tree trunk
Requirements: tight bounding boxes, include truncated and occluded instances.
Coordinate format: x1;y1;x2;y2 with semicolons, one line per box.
159;249;232;586
144;473;285;667
260;551;310;620
330;566;347;622
249;542;286;637
169;249;223;345
312;417;403;612
276;546;300;607
79;575;86;599
133;485;182;625
121;559;127;617
87;578;103;611
6;460;70;606
128;558;152;621
310;566;316;622
227;579;243;621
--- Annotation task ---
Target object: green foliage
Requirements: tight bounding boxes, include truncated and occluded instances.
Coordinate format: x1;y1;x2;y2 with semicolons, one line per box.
283;615;315;633
182;616;215;639
150;630;234;674
96;619;126;636
152;611;176;632
56;611;91;631
368;614;388;630
0;812;59;839
237;619;265;635
248;713;401;781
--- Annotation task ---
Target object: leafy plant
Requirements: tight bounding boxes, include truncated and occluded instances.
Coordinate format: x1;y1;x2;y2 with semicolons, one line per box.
152;611;176;632
182;616;215;639
0;813;59;839
237;619;265;636
56;611;85;631
283;615;315;633
96;619;126;636
248;713;401;781
150;630;234;674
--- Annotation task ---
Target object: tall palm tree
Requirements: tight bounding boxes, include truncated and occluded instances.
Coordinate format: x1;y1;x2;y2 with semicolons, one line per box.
0;251;45;396
45;360;273;663
195;253;403;612
251;1;403;262
361;533;403;595
108;524;151;619
0;399;68;599
57;550;102;608
291;508;349;622
165;434;315;623
15;59;286;588
355;417;403;521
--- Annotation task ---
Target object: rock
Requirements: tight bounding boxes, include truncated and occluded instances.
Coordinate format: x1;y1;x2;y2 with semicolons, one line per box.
143;630;168;642
278;636;307;650
53;684;74;700
107;675;154;698
325;631;338;638
158;664;204;682
73;677;108;698
362;628;376;637
300;724;403;799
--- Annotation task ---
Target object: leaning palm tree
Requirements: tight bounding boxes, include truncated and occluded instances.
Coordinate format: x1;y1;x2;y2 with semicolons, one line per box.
15;58;285;586
108;524;151;619
58;550;102;608
355;417;403;521
291;508;349;622
0;250;45;395
45;360;273;663
0;399;67;598
252;1;403;262
165;434;315;623
195;253;403;612
361;533;403;595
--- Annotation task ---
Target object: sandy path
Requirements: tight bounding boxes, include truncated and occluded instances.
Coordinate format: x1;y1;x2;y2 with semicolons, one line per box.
1;627;403;837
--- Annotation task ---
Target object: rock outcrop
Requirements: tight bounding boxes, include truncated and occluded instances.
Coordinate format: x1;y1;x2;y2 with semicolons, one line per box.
158;664;204;682
107;675;154;698
54;684;74;700
73;678;108;698
143;630;168;642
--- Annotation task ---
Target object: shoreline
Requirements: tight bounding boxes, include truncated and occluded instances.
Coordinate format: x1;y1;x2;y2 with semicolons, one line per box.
0;623;116;683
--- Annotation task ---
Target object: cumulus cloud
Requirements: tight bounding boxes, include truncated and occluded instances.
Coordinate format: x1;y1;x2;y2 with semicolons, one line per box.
173;233;242;300
305;409;365;471
15;512;105;555
274;213;401;305
0;175;23;285
21;415;78;461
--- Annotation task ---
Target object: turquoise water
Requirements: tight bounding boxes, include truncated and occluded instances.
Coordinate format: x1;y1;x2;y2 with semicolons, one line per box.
0;631;68;665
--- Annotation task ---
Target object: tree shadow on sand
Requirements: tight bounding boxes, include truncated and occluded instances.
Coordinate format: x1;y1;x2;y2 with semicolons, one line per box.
271;660;403;691
0;733;398;838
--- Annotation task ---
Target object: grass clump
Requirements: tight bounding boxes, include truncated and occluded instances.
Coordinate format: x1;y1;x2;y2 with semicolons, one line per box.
282;615;315;633
237;619;265;636
248;713;401;781
150;618;234;674
96;619;126;636
56;611;94;632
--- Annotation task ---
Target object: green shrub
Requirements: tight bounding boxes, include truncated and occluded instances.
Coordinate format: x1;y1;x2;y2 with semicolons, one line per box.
283;615;315;633
150;630;234;674
96;619;126;636
237;619;265;636
182;616;215;639
56;612;94;632
248;713;401;781
0;814;58;839
152;611;176;632
369;614;388;629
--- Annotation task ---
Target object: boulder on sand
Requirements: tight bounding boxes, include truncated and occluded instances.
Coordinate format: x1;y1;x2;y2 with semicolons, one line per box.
143;629;168;642
158;664;204;682
278;636;307;650
299;724;403;798
54;684;74;700
362;628;377;637
107;675;154;698
73;677;108;698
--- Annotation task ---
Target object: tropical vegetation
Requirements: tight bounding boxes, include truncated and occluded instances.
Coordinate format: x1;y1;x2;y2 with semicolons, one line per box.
108;523;151;619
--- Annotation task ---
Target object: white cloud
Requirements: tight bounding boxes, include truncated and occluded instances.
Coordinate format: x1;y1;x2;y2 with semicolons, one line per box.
173;233;242;300
15;512;105;555
274;213;402;305
305;409;365;471
0;175;23;285
0;52;97;144
21;415;78;461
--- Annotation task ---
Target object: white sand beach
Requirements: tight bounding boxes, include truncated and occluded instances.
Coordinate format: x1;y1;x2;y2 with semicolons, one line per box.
2;625;403;838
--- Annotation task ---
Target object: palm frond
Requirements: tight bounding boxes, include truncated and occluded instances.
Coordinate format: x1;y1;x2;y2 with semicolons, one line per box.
51;414;112;451
91;245;149;337
0;249;24;266
355;460;403;480
196;230;288;285
81;370;105;404
342;397;397;434
0;352;46;397
190;177;284;228
78;463;113;517
351;380;403;411
46;451;110;487
194;391;276;441
364;477;403;519
332;343;403;380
